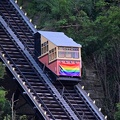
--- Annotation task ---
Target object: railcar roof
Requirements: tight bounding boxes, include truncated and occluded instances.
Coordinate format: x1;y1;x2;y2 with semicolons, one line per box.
37;31;82;47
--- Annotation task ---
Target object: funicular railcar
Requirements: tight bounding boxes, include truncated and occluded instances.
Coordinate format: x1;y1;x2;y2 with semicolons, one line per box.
34;31;82;81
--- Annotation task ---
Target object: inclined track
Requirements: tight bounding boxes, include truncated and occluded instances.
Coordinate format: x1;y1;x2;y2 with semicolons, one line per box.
0;24;71;120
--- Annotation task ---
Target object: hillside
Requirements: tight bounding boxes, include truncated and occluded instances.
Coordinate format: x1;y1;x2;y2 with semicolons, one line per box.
0;0;120;119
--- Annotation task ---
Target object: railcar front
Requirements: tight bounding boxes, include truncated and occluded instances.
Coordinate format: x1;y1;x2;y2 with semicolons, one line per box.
56;46;82;81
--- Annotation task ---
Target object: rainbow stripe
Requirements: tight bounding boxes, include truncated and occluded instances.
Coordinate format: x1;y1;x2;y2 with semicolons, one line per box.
59;63;80;76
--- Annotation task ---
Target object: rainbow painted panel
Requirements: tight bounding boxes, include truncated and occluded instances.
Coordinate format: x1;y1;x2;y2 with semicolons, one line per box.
59;63;80;76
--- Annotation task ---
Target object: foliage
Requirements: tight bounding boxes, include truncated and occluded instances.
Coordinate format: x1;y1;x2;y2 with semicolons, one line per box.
19;115;27;120
0;62;10;119
0;89;6;109
0;62;5;79
93;43;120;119
0;88;11;120
3;114;11;120
115;103;120;120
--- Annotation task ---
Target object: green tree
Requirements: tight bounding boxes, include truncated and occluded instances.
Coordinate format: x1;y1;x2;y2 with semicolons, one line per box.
0;89;6;110
0;62;6;112
92;1;120;119
0;62;11;119
0;62;5;79
115;103;120;120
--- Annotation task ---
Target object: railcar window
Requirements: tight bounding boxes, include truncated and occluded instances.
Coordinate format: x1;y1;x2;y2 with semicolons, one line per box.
49;48;56;61
58;51;65;58
41;41;48;54
58;47;64;50
66;52;72;58
58;47;79;59
54;48;56;58
72;52;79;58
